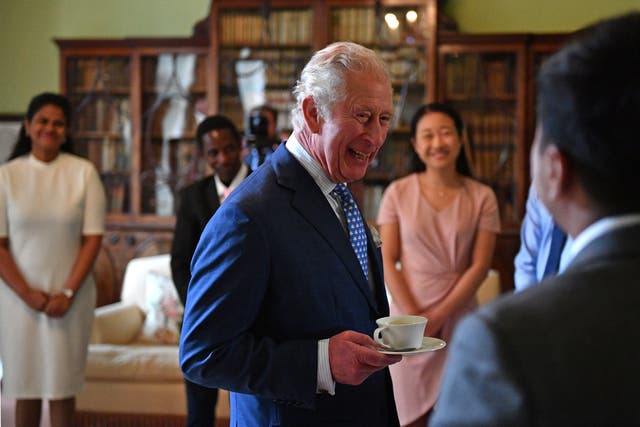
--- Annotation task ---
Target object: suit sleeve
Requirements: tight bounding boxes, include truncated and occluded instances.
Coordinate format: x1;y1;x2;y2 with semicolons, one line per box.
170;189;200;305
179;202;318;408
431;313;529;427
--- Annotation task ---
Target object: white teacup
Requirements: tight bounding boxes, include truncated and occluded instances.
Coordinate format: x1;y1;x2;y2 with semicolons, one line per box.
374;315;428;350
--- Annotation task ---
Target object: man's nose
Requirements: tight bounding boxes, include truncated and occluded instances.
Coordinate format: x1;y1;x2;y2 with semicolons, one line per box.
367;119;387;146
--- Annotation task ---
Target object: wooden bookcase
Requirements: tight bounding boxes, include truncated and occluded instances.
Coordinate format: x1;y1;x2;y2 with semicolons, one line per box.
56;1;438;304
56;37;212;303
435;32;570;290
208;0;438;220
56;2;569;298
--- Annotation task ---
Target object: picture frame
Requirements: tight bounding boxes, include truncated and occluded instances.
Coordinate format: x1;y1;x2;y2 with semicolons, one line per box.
0;114;22;162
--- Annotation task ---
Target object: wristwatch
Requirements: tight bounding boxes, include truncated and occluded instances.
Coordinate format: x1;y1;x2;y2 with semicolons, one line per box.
62;288;75;299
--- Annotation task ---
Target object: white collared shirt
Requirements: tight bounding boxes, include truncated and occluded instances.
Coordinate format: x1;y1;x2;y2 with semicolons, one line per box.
286;135;343;222
215;163;249;203
565;213;640;264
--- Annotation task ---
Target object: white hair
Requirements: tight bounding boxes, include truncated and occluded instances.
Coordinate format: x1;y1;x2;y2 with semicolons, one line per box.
290;42;391;132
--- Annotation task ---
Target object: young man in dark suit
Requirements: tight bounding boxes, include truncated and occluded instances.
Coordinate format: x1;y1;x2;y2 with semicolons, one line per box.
432;12;640;426
170;114;249;427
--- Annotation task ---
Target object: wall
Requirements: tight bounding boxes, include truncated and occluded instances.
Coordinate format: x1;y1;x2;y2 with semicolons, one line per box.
0;0;209;113
444;0;640;33
0;0;638;113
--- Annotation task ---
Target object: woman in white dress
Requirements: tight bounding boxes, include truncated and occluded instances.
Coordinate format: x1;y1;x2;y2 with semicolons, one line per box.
0;93;106;427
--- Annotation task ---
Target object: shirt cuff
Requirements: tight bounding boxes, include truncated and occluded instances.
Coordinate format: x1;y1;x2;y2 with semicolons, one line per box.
316;339;336;395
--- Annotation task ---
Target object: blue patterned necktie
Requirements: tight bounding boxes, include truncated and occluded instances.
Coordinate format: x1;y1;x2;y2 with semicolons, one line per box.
543;222;567;278
332;183;369;280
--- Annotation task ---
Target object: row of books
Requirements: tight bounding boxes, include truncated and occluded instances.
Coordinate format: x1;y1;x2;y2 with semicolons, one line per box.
330;8;377;44
219;49;309;88
219;10;312;45
69;58;130;92
141;55;208;93
366;135;414;183
330;7;427;45
219;89;295;132
445;54;515;98
141;99;199;140
74;96;131;134
378;48;427;85
85;137;130;173
102;174;129;214
462;110;516;183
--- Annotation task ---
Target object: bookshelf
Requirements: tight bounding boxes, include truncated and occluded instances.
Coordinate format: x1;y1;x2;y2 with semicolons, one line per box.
213;6;315;134
208;1;438;221
328;3;435;221
436;33;569;290
55;2;438;303
438;39;527;228
56;3;567;297
56;38;211;300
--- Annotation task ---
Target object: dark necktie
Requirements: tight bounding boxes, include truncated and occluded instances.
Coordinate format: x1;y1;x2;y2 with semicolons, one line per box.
543;222;567;278
331;184;369;280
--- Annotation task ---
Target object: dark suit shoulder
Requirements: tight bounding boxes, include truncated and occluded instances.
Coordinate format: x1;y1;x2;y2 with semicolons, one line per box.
179;175;215;198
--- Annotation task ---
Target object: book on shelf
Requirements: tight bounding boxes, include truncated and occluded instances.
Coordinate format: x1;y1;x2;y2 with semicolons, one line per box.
220;9;311;45
331;8;375;44
483;59;509;97
445;54;480;98
463;110;515;184
106;178;127;214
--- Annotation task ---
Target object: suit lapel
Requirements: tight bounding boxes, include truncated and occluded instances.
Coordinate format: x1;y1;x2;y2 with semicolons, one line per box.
272;146;381;315
204;176;220;215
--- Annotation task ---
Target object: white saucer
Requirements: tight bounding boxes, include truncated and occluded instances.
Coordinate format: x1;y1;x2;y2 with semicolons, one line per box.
378;337;446;355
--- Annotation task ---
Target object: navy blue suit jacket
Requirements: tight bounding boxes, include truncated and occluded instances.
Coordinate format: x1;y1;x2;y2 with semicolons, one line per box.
180;144;399;427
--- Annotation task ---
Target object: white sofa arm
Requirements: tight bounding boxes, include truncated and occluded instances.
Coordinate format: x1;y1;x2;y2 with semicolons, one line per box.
91;301;145;345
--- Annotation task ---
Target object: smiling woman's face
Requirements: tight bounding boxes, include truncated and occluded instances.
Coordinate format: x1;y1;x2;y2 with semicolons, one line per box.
412;111;461;173
24;104;67;162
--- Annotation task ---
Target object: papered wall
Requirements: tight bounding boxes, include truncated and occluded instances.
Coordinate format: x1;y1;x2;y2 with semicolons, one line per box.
0;0;637;113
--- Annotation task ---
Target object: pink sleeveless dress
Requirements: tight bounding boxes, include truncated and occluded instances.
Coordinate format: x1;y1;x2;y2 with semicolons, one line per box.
377;174;500;425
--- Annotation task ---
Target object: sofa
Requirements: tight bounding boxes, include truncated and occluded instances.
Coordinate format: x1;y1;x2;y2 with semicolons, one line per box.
77;253;229;426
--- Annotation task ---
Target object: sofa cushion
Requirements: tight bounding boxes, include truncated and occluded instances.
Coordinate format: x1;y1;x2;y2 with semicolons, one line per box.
121;254;172;308
86;344;183;382
137;270;184;344
91;302;145;345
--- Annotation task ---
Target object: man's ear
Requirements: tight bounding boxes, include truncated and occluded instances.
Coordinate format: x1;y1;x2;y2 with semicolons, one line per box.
544;144;571;201
302;96;322;133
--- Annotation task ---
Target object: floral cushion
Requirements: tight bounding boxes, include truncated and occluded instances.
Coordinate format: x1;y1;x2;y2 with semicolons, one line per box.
137;270;184;344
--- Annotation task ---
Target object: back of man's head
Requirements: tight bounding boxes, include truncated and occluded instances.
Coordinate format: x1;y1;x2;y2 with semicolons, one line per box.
536;12;640;214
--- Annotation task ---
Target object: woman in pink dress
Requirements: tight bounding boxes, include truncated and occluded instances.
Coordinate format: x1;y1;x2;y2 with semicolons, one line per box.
377;103;500;427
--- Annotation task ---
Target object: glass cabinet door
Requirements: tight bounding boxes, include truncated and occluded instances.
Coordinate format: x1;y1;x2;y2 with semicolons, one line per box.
216;7;314;135
140;52;209;216
66;56;132;215
439;49;523;226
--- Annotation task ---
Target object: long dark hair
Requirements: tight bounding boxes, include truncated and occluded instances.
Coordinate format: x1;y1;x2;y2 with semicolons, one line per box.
8;92;74;161
409;102;472;177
